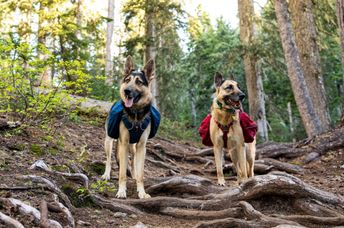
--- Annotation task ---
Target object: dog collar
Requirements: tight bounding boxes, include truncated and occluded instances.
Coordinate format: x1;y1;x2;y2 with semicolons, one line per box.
216;99;237;115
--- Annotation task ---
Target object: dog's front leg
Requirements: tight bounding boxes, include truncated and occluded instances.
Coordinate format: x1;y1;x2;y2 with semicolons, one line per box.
116;139;129;199
102;136;114;180
135;140;150;199
213;144;225;186
231;125;248;183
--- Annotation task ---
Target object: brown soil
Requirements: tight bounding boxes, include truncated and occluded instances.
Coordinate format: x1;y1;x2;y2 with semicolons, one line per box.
0;117;343;227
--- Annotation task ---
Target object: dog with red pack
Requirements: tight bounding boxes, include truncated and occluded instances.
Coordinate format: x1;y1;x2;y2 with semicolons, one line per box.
199;72;257;185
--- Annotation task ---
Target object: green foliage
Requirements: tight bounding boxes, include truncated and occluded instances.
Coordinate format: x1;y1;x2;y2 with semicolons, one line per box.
30;144;44;156
90;180;116;193
158;117;200;143
181;18;245;125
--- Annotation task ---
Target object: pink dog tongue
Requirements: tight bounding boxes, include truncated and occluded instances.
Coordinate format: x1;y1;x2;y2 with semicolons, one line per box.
124;98;134;108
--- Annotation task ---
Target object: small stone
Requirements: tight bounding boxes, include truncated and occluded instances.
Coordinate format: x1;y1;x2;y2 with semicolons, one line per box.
77;220;91;226
129;214;138;219
130;221;147;228
113;212;127;218
340;164;344;169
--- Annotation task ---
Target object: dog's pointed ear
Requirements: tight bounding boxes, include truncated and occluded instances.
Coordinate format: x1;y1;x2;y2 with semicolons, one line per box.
124;56;134;76
143;59;155;81
214;72;224;88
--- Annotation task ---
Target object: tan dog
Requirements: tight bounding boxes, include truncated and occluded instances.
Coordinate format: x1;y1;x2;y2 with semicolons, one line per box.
102;56;155;199
210;72;256;185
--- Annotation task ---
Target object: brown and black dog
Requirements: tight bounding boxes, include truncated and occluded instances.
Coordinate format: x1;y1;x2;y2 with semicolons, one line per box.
102;56;155;199
210;72;256;185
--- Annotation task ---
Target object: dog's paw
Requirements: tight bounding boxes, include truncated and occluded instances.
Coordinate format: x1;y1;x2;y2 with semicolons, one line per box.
101;173;111;180
217;179;226;186
138;191;151;199
116;189;127;199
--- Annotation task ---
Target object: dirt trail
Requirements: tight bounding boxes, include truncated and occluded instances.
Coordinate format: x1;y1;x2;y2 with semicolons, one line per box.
0;118;343;227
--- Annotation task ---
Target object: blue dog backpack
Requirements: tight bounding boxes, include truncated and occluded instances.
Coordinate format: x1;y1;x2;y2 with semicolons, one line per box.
107;101;161;144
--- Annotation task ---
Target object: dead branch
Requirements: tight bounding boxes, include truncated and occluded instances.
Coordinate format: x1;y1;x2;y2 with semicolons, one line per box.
183;156;214;165
30;160;89;189
0;197;62;228
40;200;49;228
257;127;344;161
0;211;25;228
160;207;242;220
51;194;75;228
255;158;303;174
190;148;214;157
146;158;180;173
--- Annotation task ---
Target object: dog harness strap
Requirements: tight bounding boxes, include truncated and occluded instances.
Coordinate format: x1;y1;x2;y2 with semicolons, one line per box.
214;119;233;148
122;114;151;144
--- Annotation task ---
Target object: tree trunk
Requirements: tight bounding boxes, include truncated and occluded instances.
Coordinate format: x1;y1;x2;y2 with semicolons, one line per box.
238;0;269;141
337;0;344;124
145;7;158;108
274;0;322;137
289;0;331;132
36;2;51;87
76;0;82;58
105;0;115;86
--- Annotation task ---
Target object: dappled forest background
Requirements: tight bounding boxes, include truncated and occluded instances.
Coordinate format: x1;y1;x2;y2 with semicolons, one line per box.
1;0;343;143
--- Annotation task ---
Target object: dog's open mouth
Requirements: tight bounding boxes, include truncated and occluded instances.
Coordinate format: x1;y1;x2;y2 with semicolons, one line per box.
124;95;141;108
224;96;241;108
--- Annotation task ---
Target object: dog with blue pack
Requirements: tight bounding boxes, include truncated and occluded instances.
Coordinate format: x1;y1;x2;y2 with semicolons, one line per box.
102;56;160;199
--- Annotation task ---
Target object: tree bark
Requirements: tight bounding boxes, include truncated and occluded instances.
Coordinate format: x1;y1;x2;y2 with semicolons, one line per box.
337;0;344;124
289;0;331;132
36;2;51;87
105;0;115;86
238;0;268;141
274;0;322;137
145;5;158;108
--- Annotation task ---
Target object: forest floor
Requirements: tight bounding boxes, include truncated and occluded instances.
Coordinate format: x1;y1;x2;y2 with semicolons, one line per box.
0;115;344;227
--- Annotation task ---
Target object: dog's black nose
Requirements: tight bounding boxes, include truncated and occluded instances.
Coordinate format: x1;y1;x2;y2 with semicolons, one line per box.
124;89;132;96
239;93;246;101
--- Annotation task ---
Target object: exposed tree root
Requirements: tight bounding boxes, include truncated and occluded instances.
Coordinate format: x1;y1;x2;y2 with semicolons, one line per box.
293;198;344;217
160;207;242;220
89;194;144;215
0;211;25;228
0;197;62;228
239;201;301;226
274;214;344;226
18;175;74;210
50;194;75;228
146;175;226;196
30;160;89;189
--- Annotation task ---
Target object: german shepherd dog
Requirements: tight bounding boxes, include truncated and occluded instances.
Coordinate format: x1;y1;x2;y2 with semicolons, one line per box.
102;56;155;199
210;72;256;185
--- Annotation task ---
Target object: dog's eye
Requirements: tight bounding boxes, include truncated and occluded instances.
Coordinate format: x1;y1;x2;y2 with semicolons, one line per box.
124;77;131;83
136;80;143;86
226;85;233;90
